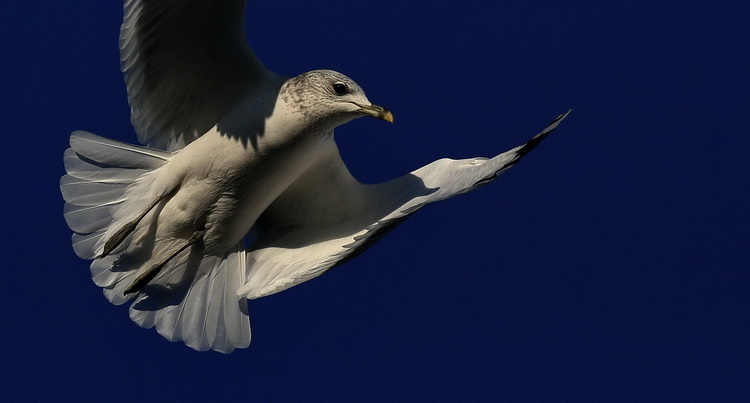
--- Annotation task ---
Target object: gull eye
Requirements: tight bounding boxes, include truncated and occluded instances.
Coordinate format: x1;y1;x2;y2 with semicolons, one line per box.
333;82;348;96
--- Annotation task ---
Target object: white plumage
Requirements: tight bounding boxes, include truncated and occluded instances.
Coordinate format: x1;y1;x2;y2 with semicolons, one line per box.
61;0;569;353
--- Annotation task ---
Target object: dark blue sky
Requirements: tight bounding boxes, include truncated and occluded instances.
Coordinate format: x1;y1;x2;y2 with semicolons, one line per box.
3;1;749;400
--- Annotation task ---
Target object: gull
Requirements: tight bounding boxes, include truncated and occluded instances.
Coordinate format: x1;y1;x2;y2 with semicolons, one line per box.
61;0;570;353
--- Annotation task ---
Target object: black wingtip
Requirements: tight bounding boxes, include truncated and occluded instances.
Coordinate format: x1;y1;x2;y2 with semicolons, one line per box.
471;110;572;187
516;109;572;159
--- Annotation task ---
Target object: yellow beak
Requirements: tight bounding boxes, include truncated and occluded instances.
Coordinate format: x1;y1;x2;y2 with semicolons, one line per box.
357;103;394;123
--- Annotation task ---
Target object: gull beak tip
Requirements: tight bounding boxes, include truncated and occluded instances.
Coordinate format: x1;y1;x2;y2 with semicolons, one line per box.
358;103;394;123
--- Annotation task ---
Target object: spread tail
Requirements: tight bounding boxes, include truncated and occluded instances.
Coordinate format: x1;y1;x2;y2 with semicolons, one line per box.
61;131;250;352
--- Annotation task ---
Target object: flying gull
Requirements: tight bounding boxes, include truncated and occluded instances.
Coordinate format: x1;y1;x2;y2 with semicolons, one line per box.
61;0;570;353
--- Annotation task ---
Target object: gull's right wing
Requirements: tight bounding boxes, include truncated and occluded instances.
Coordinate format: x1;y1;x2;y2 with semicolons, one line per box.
120;0;278;150
239;111;571;299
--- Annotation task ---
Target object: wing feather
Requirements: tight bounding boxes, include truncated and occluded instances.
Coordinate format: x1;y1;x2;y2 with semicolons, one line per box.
240;111;570;299
120;0;275;150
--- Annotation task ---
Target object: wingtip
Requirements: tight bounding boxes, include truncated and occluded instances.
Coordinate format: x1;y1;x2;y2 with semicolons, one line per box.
549;108;573;128
516;110;571;156
538;109;572;138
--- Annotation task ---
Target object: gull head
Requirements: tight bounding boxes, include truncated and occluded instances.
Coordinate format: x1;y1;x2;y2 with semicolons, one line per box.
282;69;393;128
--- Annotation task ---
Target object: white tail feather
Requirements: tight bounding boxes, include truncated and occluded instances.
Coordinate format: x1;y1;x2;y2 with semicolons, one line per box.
62;131;251;353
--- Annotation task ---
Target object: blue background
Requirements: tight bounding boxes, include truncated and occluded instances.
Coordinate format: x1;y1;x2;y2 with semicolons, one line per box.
2;1;749;400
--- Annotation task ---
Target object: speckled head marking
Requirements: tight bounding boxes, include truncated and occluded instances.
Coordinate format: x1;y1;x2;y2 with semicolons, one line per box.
279;70;392;128
282;70;368;109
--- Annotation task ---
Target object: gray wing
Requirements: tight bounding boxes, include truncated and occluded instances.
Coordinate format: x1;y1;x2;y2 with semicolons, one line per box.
121;0;276;150
238;111;570;299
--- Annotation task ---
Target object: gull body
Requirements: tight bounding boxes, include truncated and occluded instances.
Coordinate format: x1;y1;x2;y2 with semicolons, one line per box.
127;71;385;261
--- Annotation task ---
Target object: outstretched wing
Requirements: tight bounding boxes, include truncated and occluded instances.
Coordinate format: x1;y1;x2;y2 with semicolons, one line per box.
121;0;276;150
239;111;570;299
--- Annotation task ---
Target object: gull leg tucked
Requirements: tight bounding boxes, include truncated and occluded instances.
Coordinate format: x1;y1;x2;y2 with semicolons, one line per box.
100;194;168;258
124;229;206;295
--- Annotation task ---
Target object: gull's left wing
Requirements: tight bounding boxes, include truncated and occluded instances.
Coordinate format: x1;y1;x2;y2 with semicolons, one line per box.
238;111;570;299
121;0;278;150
